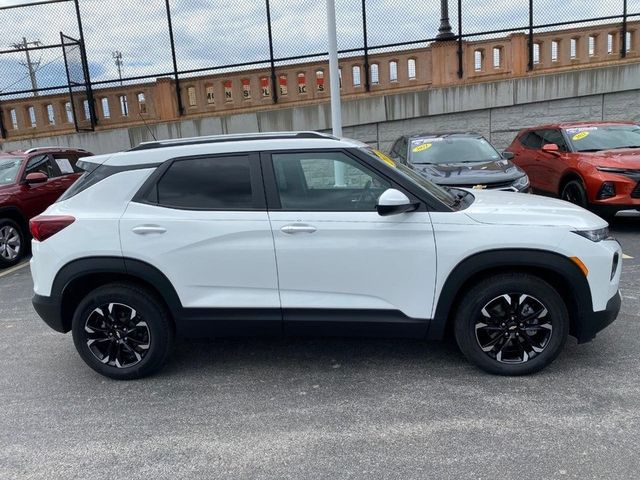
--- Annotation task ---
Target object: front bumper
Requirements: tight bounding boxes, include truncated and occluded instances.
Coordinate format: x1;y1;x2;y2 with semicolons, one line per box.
32;294;67;333
576;290;621;343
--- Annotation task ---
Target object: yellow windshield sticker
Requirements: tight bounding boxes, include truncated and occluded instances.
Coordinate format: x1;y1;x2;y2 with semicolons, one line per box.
372;149;396;167
572;131;590;141
412;143;432;153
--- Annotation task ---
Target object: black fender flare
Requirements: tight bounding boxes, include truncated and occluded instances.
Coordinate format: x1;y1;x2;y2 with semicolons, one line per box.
428;249;593;340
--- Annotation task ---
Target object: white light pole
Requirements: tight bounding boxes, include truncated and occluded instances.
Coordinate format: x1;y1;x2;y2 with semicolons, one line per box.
326;0;345;185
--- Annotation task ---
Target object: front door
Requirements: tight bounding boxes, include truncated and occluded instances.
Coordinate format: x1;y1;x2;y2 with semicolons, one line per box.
263;150;437;337
120;153;280;335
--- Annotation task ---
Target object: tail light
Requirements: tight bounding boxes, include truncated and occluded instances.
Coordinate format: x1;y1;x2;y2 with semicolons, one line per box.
30;215;75;242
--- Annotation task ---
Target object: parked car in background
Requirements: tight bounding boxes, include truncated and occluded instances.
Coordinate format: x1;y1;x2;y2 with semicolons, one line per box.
506;122;640;218
29;132;620;380
387;133;530;192
0;147;92;267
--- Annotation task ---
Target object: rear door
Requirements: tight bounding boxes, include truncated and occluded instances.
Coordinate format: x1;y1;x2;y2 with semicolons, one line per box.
263;149;437;337
120;153;280;334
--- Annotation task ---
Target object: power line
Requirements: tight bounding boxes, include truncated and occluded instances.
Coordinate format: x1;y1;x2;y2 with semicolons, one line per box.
0;51;66;94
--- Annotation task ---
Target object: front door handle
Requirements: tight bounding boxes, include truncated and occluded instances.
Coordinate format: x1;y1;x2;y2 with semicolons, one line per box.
132;225;167;235
281;224;317;234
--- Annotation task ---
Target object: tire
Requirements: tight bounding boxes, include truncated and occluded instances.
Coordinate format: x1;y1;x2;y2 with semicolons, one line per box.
560;179;588;209
0;218;25;268
454;273;569;376
71;283;174;380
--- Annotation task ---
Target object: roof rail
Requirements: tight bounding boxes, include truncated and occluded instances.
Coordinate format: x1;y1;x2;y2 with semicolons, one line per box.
129;131;338;151
22;146;88;155
23;147;51;154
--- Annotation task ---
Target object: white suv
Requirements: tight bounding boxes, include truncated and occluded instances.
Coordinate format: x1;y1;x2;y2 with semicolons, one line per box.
30;132;622;379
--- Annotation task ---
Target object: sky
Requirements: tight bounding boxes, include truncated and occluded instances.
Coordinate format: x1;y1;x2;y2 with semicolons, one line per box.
0;0;635;97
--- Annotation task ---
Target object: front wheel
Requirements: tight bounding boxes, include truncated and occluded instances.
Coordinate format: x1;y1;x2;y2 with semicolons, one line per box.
454;274;569;376
71;283;173;380
0;219;25;268
561;179;588;208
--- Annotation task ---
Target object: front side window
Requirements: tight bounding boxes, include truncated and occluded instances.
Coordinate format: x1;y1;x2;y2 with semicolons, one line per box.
272;152;390;211
540;129;568;151
156;156;254;209
25;155;59;178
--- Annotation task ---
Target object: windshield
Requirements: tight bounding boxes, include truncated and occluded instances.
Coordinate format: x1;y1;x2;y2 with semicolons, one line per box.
408;136;502;164
0;157;23;186
565;125;640;152
363;148;458;207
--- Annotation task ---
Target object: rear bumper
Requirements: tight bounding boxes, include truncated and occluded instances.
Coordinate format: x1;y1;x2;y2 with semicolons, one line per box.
576;290;621;343
32;294;67;333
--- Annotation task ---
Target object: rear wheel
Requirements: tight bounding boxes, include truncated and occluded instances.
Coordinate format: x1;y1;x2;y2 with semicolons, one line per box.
71;283;173;380
0;219;25;268
561;179;588;208
454;274;569;376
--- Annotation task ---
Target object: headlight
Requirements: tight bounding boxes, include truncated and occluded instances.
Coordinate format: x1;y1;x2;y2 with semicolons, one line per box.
512;175;530;191
572;227;615;242
596;166;635;174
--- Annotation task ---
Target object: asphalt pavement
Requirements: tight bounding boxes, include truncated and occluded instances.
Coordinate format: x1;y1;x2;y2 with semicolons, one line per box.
1;213;639;479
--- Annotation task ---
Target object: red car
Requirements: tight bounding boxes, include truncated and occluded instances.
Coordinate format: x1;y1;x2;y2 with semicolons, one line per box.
506;122;640;218
0;147;92;267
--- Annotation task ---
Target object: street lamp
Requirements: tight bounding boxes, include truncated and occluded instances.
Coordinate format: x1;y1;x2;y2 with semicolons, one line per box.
436;0;456;40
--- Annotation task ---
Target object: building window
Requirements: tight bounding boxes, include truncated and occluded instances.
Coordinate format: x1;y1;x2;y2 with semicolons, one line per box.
370;63;379;85
533;43;541;65
315;70;325;92
46;104;55;125
101;98;111;118
119;95;129;116
260;77;270;97
607;34;614;55
338;67;342;89
187;87;197;107
65;102;74;123
352;65;361;87
297;72;307;94
474;49;484;72
626;31;632;52
224;80;233;101
27;106;36;127
83;100;91;120
389;60;398;82
242;79;251;99
570;38;578;59
138;93;147;113
492;48;502;69
407;58;416;80
206;85;215;104
10;109;18;130
588;35;596;56
279;75;288;96
551;41;559;62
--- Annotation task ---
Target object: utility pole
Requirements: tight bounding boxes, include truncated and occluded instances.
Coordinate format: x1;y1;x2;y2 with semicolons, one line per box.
11;37;42;95
112;51;123;86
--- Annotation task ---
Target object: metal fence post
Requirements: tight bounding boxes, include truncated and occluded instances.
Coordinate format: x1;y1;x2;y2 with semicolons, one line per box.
265;0;278;104
621;0;628;58
527;0;534;71
457;0;463;79
362;0;370;92
73;0;96;128
165;0;184;116
0;106;6;139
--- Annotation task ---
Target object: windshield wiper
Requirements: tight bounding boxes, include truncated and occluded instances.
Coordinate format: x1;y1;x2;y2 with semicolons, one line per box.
611;145;640;149
577;149;603;152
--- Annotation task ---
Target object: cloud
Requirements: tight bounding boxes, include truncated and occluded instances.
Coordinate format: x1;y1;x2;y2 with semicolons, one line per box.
0;0;633;96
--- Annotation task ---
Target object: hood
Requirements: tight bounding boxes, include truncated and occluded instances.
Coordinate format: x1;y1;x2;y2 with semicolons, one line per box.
583;149;640;169
463;189;608;229
411;159;524;186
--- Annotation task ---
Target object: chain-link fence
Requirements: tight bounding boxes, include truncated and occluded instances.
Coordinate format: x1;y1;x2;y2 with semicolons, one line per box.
0;0;638;136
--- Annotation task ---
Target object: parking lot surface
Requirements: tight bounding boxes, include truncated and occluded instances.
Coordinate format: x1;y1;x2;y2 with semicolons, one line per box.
1;214;639;479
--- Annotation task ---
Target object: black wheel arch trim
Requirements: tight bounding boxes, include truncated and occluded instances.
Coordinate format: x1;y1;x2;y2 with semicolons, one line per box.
429;248;595;342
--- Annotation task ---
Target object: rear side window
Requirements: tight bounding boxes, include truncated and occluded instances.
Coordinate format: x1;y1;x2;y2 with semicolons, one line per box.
156;155;254;210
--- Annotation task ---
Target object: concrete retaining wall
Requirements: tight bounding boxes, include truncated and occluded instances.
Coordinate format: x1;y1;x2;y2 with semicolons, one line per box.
2;63;640;155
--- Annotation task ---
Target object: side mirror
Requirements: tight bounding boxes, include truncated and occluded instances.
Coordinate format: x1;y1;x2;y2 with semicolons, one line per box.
542;143;560;152
501;151;515;160
24;172;48;185
376;188;418;216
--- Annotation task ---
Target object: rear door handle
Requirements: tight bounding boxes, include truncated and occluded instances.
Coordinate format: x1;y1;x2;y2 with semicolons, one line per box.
132;225;167;235
281;224;317;234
